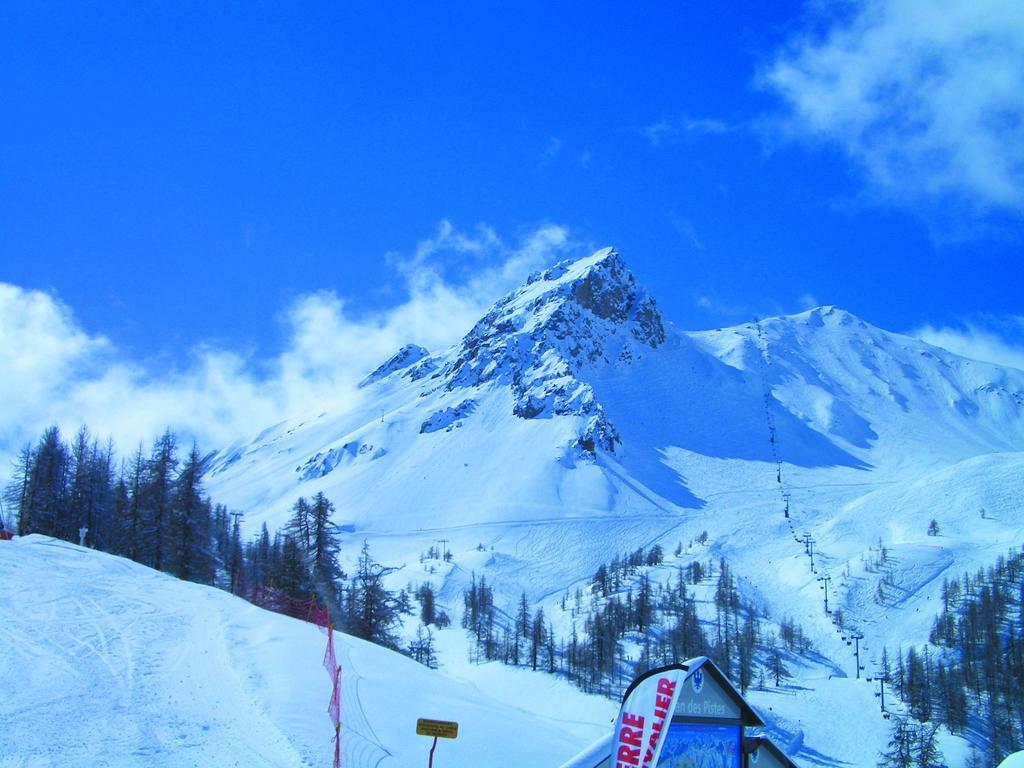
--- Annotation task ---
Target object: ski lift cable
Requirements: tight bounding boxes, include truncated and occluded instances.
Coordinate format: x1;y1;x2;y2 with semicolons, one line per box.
754;317;876;693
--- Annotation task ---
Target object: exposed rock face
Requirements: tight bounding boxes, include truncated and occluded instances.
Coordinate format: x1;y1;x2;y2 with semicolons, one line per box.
296;440;386;480
425;248;662;453
352;249;665;456
359;344;430;388
420;400;478;434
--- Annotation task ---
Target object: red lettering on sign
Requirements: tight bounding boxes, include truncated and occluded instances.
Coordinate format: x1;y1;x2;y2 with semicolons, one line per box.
645;731;657;759
619;726;642;747
617;744;640;765
616;711;645;767
622;712;644;729
643;724;661;765
617;676;681;768
637;679;679;768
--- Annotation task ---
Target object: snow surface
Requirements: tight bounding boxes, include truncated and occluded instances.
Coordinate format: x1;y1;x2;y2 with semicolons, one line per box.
0;536;610;767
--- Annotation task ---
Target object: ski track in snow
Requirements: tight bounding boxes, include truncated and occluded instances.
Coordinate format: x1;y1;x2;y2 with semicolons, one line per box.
0;538;307;768
0;536;599;768
335;643;392;768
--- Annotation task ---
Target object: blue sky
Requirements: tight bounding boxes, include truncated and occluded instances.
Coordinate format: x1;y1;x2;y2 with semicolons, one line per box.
1;1;1023;456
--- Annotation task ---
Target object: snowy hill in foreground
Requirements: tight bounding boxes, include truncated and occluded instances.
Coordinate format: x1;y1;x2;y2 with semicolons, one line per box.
200;247;1024;765
0;536;611;767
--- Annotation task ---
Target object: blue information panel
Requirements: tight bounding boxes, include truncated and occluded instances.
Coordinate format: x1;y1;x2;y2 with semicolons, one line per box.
656;722;741;768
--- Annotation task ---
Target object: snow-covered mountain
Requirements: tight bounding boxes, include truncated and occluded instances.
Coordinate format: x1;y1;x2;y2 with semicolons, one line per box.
208;247;1024;536
204;247;1024;765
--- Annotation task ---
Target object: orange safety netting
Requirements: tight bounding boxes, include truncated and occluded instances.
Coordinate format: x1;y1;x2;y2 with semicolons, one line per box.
234;582;343;767
313;601;342;768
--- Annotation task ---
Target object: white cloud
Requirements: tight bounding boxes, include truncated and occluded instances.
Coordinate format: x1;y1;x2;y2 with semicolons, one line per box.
0;222;580;469
913;316;1024;371
682;117;732;135
796;293;820;310
644;115;734;147
667;213;704;250
692;293;748;319
404;219;501;269
0;284;113;449
763;0;1024;217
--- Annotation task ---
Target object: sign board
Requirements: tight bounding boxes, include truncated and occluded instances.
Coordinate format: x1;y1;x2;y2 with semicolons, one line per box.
417;718;459;740
658;722;740;767
558;657;772;768
673;665;742;721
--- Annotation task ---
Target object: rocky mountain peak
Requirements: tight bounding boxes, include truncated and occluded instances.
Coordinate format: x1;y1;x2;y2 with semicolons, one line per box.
450;248;665;373
429;248;668;455
504;247;665;343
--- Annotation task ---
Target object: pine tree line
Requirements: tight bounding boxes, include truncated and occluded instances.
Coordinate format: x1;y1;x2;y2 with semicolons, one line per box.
877;718;944;768
230;496;413;651
880;546;1024;766
5;426;219;583
460;575;560;673
6;424;420;662
459;546;808;698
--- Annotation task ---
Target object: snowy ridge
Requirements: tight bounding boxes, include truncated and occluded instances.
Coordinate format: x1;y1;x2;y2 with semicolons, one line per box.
209;251;1024;529
691;306;1024;464
359;344;431;388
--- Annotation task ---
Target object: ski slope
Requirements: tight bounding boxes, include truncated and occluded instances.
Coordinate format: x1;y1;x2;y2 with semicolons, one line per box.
0;536;609;768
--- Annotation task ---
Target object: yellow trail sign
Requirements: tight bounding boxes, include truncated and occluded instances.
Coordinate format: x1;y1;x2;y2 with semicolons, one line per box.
416;718;459;740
